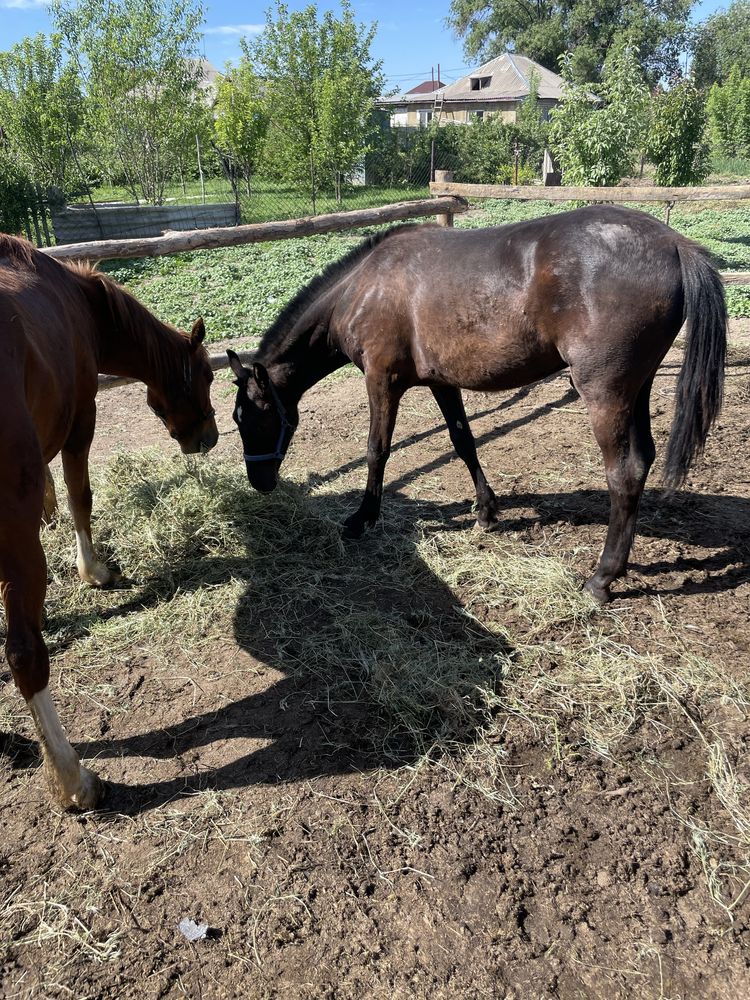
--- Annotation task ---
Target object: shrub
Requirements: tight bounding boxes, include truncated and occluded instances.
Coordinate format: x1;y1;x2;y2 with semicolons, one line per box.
0;149;33;235
646;79;710;186
549;45;650;185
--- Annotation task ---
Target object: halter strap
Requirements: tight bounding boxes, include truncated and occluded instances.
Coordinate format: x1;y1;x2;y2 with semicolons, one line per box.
243;381;293;463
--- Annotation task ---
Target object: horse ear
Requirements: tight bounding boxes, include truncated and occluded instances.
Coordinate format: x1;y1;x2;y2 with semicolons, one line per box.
227;349;249;381
252;362;270;394
190;318;206;349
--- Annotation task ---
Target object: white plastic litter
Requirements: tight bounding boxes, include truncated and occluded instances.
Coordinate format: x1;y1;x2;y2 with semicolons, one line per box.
178;918;209;942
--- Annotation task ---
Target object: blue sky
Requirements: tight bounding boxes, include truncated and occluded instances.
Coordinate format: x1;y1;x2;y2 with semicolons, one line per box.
0;0;730;93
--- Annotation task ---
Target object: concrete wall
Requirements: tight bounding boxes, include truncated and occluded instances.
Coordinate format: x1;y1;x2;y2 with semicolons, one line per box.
51;202;239;245
390;98;557;128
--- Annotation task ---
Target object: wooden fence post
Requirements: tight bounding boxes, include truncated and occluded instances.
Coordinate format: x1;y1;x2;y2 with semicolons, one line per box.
434;171;455;226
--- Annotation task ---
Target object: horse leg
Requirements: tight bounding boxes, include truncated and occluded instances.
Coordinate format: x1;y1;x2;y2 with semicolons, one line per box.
430;386;499;529
61;421;113;587
581;378;656;604
343;378;404;539
42;466;58;525
1;479;102;809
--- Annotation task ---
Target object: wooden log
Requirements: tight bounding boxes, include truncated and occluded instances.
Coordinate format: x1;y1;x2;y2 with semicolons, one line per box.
721;271;750;285
97;350;255;390
429;181;750;203
42;197;469;264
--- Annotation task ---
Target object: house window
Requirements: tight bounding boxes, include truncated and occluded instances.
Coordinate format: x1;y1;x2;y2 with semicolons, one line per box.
418;110;433;126
469;109;484;121
470;76;492;91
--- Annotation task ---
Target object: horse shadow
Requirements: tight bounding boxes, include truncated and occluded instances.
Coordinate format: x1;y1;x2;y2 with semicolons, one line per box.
83;471;750;814
486;486;750;597
2;417;748;812
43;483;514;815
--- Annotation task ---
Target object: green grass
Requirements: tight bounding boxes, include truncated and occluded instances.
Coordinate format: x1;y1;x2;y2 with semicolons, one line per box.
106;198;750;339
238;182;430;223
709;154;750;184
74;177;430;225
102;232;366;343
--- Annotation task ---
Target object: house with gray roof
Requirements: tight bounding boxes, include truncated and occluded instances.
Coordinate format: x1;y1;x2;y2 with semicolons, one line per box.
378;53;564;127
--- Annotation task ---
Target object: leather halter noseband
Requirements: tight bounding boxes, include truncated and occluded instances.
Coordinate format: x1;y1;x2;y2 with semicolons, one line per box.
243;381;293;463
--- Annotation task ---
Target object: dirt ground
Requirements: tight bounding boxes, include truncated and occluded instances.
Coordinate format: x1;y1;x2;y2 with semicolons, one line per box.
1;322;749;999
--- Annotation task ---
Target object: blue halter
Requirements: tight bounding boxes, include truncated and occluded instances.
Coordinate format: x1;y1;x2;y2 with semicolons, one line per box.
243;382;293;463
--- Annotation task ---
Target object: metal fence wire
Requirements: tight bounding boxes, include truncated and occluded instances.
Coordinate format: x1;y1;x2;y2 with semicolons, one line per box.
11;118;548;248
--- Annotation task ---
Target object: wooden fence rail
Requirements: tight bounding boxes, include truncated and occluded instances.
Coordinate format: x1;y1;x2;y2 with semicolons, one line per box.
42;197;468;263
429;180;750;204
97;350;252;390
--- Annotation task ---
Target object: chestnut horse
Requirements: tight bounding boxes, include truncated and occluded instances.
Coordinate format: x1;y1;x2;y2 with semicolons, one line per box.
228;206;726;603
0;235;218;809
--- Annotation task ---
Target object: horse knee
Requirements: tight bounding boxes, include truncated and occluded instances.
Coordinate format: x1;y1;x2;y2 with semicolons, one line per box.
366;444;389;467
6;631;49;701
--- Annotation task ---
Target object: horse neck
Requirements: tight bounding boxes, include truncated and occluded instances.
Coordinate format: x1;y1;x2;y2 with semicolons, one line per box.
90;274;187;389
260;313;346;401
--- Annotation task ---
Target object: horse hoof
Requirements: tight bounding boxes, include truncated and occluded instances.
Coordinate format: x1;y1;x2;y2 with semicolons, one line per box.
475;515;501;532
50;765;104;811
79;561;116;588
583;579;611;605
70;767;104;811
342;520;365;540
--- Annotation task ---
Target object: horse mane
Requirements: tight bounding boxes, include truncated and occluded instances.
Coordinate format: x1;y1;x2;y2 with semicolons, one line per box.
73;261;196;390
0;233;38;270
257;224;421;358
0;234;193;387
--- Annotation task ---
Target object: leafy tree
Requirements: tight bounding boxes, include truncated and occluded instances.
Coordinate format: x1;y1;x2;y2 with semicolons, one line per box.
51;0;207;205
0;147;34;234
645;79;710;185
510;68;549;171
213;59;269;197
706;77;734;155
548;45;650;184
0;33;87;195
457;116;514;182
446;0;692;84
246;1;384;212
692;0;750;87
706;64;750;157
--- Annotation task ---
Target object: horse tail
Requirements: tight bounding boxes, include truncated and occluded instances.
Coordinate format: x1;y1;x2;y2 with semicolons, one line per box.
662;241;727;490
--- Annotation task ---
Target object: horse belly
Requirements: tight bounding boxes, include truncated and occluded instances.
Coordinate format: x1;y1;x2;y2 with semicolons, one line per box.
411;318;564;392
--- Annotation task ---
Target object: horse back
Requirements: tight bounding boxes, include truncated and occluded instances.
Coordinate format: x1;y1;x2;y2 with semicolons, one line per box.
328;209;686;391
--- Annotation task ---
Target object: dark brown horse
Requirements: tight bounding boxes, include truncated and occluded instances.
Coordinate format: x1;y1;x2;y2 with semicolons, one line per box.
228;206;726;603
0;235;218;809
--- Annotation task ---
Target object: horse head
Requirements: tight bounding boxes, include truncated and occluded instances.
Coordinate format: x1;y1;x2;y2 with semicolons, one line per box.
147;318;219;455
227;349;297;493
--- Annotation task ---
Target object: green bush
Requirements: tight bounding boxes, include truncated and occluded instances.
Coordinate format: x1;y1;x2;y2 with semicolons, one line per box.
707;64;750;157
366;108;546;188
645;80;710;186
0;149;33;235
549;45;649;185
495;162;538;184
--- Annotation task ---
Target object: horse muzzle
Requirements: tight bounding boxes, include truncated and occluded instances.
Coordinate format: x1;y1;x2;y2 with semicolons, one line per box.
180;417;219;455
245;461;279;494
